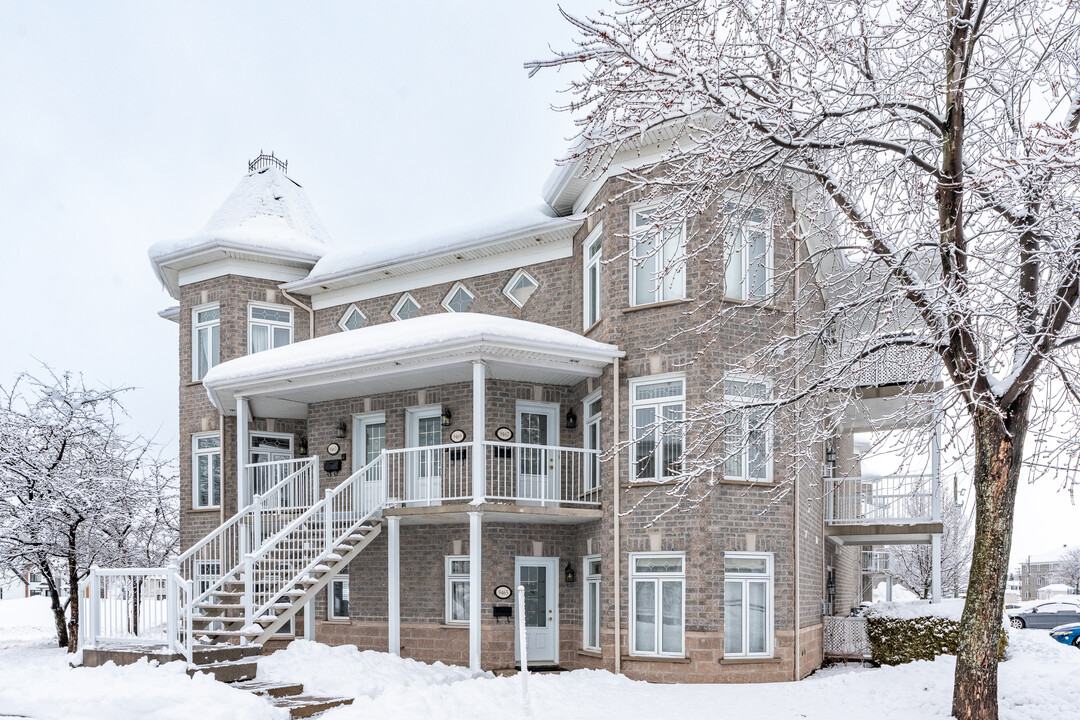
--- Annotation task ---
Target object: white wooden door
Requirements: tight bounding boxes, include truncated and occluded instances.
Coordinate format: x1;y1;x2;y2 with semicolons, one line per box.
515;557;558;665
516;402;559;507
406;406;442;506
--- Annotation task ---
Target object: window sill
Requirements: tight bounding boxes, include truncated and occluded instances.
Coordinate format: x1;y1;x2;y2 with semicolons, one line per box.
440;623;470;630
621;298;692;314
720;296;781;312
622;480;677;489
185;381;204;387
720;655;780;665
323;618;351;624
577;648;603;659
621;654;691;664
718;478;777;487
583;319;603;337
189;507;222;513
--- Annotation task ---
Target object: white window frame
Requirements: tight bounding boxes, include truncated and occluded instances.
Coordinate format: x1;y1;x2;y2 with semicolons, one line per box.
338;304;367;332
629;552;686;658
723;375;773;483
629;373;685;483
329;568;350;620
445;556;470;625
503;268;540;308
441;282;475;313
724;551;774;658
391;293;421;321
191;432;222;509
629;203;686;307
583;390;602;491
583;223;603;329
191;302;220;382
247;302;293;354
724;202;774;303
583;555;602;651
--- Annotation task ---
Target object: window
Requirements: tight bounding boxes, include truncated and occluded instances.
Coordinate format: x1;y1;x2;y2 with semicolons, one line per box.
192;432;221;509
392;293;420;321
192;304;220;381
504;269;539;307
248;303;292;354
630;553;685;657
338;304;367;331
445;556;470;624
584;391;602;490
583;555;602;651
630;375;685;482
583;224;602;328
630;206;685;306
329;568;350;620
442;282;475;313
725;204;772;302
724;553;774;658
723;376;772;483
195;561;221;597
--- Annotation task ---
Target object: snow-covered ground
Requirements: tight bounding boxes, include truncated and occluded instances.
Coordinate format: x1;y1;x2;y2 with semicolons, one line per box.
2;596;1079;720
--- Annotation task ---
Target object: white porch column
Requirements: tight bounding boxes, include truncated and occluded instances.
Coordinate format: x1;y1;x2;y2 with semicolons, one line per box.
304;599;315;641
471;360;486;503
886;575;893;603
236;397;250;507
931;533;943;603
930;417;942;523
387;515;401;655
468;510;482;672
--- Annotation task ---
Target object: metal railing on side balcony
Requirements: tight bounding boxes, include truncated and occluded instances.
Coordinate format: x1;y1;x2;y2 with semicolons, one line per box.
862;550;893;574
246;457;320;509
483;441;600;507
826;474;936;525
383;443;473;506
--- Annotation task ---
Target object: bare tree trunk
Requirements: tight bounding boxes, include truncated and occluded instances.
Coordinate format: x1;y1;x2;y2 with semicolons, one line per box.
952;401;1028;720
65;535;79;653
38;561;69;649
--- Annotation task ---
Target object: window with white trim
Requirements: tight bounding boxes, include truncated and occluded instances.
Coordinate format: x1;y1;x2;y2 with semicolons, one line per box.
339;304;367;331
504;269;539;307
192;432;221;509
442;282;475;313
329;568;350;620
630;553;685;657
724;552;774;658
583;555;602;651
630;206;685;306
391;293;420;321
723;376;772;482
192;304;220;381
248;303;292;354
724;204;773;302
584;391;602;491
630;375;685;482
583;224;602;328
445;556;470;624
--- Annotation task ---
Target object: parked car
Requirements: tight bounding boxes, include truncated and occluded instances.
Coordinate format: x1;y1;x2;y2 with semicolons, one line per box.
1009;599;1080;629
1050;622;1080;648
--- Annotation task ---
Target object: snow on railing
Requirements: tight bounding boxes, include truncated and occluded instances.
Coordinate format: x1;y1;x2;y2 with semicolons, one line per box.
81;567;192;663
484;441;599;507
826;474;935;525
383;444;472;506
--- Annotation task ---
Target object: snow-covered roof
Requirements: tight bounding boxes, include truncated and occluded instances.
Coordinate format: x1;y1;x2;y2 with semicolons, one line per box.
149;166;333;298
286;205;583;295
202;313;623;417
1040;584;1076;592
1023;547;1075;565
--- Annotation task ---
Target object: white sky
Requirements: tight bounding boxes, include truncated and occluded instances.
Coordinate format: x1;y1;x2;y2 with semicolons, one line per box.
1;1;1073;570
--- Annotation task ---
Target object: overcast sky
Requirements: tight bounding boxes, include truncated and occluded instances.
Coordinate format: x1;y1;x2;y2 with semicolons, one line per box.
1;1;1074;570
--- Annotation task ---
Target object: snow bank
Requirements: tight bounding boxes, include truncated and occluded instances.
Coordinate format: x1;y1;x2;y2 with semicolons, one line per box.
865;598;967;622
0;596;57;646
872;581;919;603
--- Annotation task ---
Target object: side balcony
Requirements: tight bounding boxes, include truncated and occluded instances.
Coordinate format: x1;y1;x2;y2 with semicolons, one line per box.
825;472;942;545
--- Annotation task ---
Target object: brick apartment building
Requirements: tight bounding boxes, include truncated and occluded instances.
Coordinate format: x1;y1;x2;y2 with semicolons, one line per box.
140;143;943;682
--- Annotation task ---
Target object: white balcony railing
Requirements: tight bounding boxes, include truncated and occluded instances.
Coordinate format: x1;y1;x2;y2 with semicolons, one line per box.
484;441;599;507
80;567;192;662
862;550;893;573
246;457;320;509
384;443;473;506
826;474;936;525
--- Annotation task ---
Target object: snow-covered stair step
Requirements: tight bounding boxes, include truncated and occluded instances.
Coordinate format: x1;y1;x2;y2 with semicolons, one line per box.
267;694;355;719
194;602;243;611
230;680;304;699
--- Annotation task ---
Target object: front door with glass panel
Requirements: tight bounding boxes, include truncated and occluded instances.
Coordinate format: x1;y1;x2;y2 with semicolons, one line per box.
405;406;442;506
249;433;294;508
516;402;559;506
515;557;558;665
354;413;386;513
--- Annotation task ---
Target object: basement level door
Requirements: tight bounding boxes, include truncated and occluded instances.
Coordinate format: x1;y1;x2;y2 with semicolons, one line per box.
514;557;558;665
516;402;559;507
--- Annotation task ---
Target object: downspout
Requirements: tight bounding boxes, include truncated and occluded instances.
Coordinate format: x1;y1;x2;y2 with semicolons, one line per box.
281;287;315;340
792;219;801;681
612;356;621;676
220;412;227;527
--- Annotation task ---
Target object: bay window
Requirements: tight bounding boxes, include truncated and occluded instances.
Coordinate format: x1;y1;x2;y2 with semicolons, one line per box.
630;553;685;657
723;376;772;482
248;303;292;354
630;206;685;306
724;552;774;657
724;204;772;302
192;304;220;381
630;375;685;482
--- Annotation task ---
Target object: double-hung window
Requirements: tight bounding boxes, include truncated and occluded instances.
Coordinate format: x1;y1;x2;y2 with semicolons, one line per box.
630;553;685;657
248;303;292;354
584;391;602;491
630;375;685;482
329;568;350;620
724;204;772;302
583;556;602;651
723;376;772;483
192;432;221;509
724;553;774;658
192;304;220;381
445;556;470;624
630;206;685;306
583;224;603;328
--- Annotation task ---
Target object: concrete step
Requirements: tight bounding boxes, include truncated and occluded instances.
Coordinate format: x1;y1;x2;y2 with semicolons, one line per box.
187;660;258;683
267;694;355;719
230;680;303;698
192;644;262;665
198;628;262;640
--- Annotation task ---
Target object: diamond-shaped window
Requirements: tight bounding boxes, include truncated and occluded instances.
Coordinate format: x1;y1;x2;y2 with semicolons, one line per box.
442;283;475;313
392;294;420;321
338;305;366;331
504;269;539;307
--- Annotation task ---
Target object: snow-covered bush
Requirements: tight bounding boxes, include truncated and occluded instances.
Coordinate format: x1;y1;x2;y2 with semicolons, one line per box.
864;612;1007;666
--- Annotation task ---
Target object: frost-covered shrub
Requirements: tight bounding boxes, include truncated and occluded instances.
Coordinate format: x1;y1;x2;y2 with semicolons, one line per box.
865;615;1007;666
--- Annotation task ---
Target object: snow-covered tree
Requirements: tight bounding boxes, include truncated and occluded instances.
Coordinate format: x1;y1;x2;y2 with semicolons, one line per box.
530;2;1080;718
891;492;974;599
0;369;178;651
1058;547;1080;592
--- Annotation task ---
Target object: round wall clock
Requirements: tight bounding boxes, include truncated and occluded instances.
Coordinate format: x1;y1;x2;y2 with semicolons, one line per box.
495;426;514;442
493;584;513;600
326;442;341;455
450;429;466;443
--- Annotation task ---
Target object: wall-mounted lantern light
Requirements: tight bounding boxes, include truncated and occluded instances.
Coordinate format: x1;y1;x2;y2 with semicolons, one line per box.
564;561;576;584
298;437;309;455
441;405;453;427
565;408;578;430
337;421;348;439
